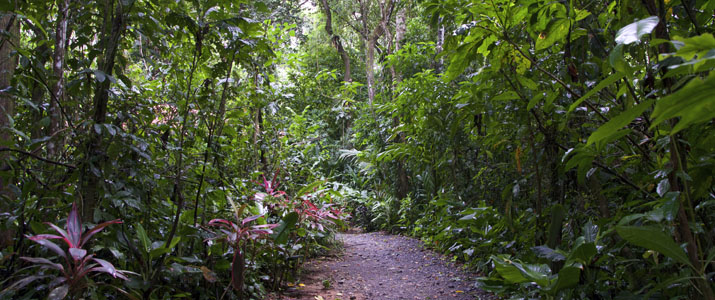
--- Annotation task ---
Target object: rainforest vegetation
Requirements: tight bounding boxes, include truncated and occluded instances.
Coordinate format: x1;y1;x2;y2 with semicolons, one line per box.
0;0;713;299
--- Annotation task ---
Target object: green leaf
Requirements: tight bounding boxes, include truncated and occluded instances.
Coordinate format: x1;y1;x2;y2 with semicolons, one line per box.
517;75;538;90
583;221;598;243
491;255;529;284
477;35;497;57
150;237;181;259
568;241;597;263
492;91;520;101
673;33;715;60
650;72;715;134
445;42;476;81
527;93;544;110
615;225;693;267
609;44;632;73
615;16;659;45
271;212;298;244
574;9;591;21
586;99;654;146
569;73;624;112
547;266;580;294
532;245;566;261
296;180;325;198
136;224;151;253
536;19;570;51
513;262;551;287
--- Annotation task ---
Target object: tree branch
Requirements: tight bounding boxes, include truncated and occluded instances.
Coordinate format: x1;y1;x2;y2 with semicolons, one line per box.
0;147;76;169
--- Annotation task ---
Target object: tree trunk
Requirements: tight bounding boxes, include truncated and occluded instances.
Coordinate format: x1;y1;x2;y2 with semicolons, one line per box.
319;0;351;82
391;6;409;199
48;0;70;157
83;0;127;221
0;12;19;249
360;0;393;106
366;34;379;105
435;20;445;72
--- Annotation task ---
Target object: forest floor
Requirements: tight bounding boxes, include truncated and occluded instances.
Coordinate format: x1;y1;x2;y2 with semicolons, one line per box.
268;229;492;300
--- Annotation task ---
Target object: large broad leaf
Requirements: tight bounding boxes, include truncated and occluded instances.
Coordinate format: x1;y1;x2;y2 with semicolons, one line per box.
513;262;551;287
491;255;551;286
650;72;715;134
547;266;580;295
270;212;298;244
586;99;654;146
568;241;597;263
491;255;529;284
583;221;598;243
615;225;692;267
536;19;570;50
615;16;659;45
532;245;566;262
445;41;478;81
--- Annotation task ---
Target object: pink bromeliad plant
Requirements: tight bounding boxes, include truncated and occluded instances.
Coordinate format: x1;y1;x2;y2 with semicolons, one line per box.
3;202;132;299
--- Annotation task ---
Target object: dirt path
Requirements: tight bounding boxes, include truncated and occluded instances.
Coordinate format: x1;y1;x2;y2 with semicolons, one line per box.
274;231;491;300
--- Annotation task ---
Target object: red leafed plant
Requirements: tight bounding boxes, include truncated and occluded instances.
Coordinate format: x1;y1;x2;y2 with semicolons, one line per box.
257;169;286;198
297;198;346;232
2;202;132;299
206;200;277;299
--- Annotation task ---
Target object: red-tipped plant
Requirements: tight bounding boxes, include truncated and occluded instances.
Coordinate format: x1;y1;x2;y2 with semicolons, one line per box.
3;202;132;299
206;199;278;299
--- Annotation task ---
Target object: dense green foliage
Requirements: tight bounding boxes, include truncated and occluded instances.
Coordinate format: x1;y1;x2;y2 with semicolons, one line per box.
1;0;714;299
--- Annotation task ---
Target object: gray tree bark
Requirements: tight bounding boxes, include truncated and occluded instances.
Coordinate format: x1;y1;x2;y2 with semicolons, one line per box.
47;0;70;157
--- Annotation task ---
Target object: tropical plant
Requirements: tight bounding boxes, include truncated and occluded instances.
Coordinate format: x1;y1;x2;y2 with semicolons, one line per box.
206;200;277;299
2;203;131;299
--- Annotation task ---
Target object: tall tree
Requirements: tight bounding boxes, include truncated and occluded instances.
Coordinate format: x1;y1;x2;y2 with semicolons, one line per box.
82;0;131;221
319;0;352;82
47;0;70;157
0;11;19;249
356;0;394;105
